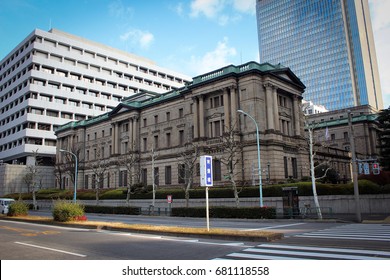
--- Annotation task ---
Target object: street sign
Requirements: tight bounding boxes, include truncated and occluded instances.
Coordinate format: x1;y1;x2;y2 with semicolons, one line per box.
358;163;364;174
363;163;370;175
200;155;213;187
167;195;172;204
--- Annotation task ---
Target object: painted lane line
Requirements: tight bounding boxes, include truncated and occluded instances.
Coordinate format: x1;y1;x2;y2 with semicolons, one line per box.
258;244;390;257
242;222;306;231
0;220;90;232
98;230;251;247
15;242;87;257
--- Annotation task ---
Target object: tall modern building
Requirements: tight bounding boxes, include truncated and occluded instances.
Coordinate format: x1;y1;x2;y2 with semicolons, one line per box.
0;29;191;164
256;0;383;111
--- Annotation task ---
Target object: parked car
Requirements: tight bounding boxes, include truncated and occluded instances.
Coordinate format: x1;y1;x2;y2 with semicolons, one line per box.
0;198;15;214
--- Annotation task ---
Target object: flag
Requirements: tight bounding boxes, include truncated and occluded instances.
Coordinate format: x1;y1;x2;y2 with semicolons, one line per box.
325;126;330;141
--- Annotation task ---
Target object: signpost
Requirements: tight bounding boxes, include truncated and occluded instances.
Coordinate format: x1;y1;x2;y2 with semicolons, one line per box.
200;155;213;231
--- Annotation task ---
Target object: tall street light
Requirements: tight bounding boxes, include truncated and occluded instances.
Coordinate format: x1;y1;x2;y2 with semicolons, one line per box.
237;109;263;207
59;149;78;203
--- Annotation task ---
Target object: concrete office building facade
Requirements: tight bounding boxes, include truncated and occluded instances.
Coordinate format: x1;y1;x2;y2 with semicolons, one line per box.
55;62;309;191
0;28;190;165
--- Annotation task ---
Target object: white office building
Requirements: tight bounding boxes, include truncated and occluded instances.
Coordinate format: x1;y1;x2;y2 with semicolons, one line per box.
0;28;191;165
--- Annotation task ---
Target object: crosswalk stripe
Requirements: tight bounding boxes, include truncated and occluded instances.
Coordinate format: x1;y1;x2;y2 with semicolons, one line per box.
216;244;390;260
257;244;390;257
295;224;390;241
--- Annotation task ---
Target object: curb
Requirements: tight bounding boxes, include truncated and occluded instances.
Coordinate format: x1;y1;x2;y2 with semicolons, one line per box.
0;216;284;242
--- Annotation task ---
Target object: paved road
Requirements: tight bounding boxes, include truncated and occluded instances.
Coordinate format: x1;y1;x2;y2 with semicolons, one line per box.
0;219;257;260
2;212;390;260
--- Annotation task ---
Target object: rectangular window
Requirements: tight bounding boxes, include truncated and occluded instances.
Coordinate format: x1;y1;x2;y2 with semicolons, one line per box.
179;130;184;146
154;135;159;149
213;159;222;181
141;168;147;185
143;138;147;152
292;157;298;179
166;133;171;148
165;166;172;185
178;164;185;184
284;156;288;178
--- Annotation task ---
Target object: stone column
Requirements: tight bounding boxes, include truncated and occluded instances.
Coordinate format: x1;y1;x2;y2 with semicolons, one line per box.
293;95;301;136
129;117;133;149
111;123;116;155
230;86;237;128
273;86;280;131
132;117;138;150
193;97;199;139
223;88;230;131
199;95;205;138
114;123;119;154
264;83;274;130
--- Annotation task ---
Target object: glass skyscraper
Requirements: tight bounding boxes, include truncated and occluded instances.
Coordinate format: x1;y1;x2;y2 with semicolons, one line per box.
256;0;383;111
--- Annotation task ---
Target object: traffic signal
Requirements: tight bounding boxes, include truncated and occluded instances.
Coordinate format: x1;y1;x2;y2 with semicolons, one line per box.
372;163;380;175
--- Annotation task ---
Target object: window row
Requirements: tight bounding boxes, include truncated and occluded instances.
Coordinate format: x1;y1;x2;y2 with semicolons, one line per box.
82;160;223;189
0;137;56;152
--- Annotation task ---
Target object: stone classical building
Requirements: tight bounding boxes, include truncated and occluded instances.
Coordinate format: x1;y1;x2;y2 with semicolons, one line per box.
55;62;309;190
306;105;380;179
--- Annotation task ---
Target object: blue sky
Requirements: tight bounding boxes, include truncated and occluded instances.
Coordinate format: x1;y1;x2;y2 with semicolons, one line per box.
0;0;389;108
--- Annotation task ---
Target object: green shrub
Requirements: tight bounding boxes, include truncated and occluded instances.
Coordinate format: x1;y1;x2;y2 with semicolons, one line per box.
7;201;29;217
84;205;140;215
171;206;276;219
52;200;85;222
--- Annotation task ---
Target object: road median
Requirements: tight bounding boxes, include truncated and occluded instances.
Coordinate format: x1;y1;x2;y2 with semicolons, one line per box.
0;214;283;242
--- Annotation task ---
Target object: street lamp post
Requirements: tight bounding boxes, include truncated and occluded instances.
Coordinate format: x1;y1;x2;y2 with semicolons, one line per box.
59;149;78;203
237;109;263;207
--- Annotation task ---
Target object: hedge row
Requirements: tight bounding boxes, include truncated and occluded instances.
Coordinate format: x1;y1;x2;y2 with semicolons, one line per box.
5;180;390;201
171;206;276;219
84;205;141;215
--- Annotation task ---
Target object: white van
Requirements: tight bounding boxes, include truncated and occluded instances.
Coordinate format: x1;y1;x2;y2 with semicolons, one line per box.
0;198;15;214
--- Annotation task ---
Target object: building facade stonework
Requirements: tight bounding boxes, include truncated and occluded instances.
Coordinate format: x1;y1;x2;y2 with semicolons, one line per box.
55;62;309;190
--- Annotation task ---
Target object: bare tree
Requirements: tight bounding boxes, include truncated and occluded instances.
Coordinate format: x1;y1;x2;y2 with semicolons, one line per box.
219;124;242;207
24;149;42;210
89;146;110;205
117;141;140;205
178;142;200;208
305;123;333;220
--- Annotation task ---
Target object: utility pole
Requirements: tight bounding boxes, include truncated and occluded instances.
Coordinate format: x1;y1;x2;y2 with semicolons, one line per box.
348;111;362;223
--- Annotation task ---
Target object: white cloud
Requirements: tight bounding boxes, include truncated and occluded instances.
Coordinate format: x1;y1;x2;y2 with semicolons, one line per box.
232;0;255;14
108;0;134;19
174;2;184;16
189;37;237;75
190;0;225;18
369;0;390;108
120;29;154;49
189;0;254;25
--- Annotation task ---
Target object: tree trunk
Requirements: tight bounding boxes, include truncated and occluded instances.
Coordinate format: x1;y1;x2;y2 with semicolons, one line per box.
32;188;37;210
309;128;323;219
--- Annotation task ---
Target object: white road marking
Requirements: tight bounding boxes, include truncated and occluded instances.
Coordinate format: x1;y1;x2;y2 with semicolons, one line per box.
242;222;306;231
99;230;252;247
15;242;87;257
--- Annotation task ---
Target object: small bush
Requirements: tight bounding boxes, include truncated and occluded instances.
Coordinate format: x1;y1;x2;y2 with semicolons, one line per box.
52;200;85;222
8;201;29;217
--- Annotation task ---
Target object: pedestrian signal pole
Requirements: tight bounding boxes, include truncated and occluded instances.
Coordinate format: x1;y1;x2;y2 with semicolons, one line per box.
200;155;213;231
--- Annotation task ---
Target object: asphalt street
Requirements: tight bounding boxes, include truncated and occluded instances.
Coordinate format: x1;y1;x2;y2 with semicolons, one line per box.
1;211;390;260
